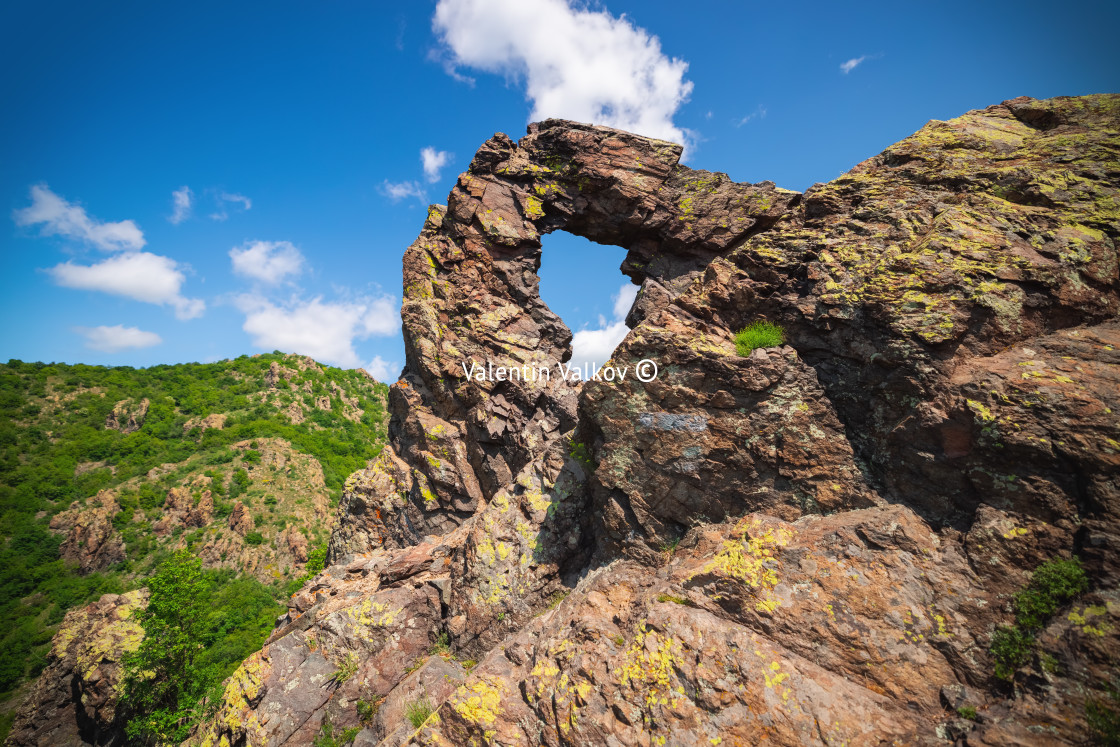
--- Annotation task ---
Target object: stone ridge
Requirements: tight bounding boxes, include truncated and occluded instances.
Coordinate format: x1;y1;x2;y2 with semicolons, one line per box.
202;95;1120;745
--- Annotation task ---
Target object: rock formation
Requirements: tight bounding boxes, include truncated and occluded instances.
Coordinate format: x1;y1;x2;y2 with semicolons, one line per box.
49;490;126;574
104;398;148;434
6;590;146;747
189;94;1120;746
17;95;1117;746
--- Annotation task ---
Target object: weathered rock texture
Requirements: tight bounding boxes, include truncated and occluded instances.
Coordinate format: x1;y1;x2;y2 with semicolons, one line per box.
6;590;145;747
49;490;126;574
52;95;1120;746
186;95;1120;746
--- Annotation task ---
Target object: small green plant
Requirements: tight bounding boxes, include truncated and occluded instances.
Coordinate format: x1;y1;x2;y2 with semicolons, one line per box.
330;652;359;685
404;657;425;675
956;705;978;721
496;612;506;621
567;439;595;472
1039;652;1060;674
244;531;265;546
734;321;785;356
405;696;435;729
656;593;688;605
611;634;626;647
356;696;381;724
1012;557;1088;629
1086;681;1120;745
312;716;361;747
990;556;1088;681
458;659;477;671
545;590;569;611
991;625;1032;680
658;536;682;555
428;632;450;657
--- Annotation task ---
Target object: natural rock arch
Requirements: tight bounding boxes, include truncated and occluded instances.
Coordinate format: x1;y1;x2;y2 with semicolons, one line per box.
331;120;798;556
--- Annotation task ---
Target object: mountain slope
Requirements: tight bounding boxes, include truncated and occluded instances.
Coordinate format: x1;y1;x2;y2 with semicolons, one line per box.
0;353;388;740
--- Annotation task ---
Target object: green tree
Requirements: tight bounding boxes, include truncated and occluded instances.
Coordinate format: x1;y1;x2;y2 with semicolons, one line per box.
121;551;211;744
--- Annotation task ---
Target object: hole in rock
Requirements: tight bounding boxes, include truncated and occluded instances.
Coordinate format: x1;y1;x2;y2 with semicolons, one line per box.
537;231;638;374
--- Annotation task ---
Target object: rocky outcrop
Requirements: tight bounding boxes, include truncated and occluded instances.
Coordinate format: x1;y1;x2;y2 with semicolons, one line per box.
195;95;1119;745
183;413;226;432
103;398;148;434
6;590;145;747
228;501;253;537
49;490;125;574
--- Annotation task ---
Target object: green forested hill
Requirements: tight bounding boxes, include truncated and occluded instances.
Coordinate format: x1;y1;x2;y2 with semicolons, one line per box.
0;352;389;730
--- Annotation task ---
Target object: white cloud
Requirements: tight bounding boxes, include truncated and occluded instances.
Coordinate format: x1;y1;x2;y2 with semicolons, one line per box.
433;0;694;147
13;184;145;251
235;294;399;368
569;282;638;373
209;191;252;221
735;105;767;127
364;356;399;382
169;186;193;224
229;240;305;285
76;325;162;352
421;147;452;183
612;282;638;319
48;251;205;320
381;180;428;203
840;55;867;74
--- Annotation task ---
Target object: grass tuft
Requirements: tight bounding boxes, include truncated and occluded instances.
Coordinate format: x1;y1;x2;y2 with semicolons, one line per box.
734;321;785;356
405;697;435;729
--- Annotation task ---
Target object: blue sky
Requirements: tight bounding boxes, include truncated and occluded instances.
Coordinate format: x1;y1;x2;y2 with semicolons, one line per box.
2;0;1117;380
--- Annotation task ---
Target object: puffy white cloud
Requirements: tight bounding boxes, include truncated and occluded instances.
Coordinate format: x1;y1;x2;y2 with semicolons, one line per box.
13;184;145;251
209;191;252;221
569;282;638;373
169;186;193;224
421;147;452;182
433;0;694;147
364;356;399;382
48;251;205;320
235;294;399;368
381;180;428;203
840;55;867;74
229;240;305;285
76;325;162;352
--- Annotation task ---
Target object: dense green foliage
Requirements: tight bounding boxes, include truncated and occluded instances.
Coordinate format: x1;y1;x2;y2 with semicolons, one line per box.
990;556;1089;681
120;552;284;743
0;353;388;707
733;321;785;356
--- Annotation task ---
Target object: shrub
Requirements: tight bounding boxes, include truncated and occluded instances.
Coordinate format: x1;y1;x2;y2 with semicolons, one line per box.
405;697;435;729
991;625;1032;680
1013;557;1088;629
734;321;785;356
957;705;977;721
990;556;1088;681
244;532;265;546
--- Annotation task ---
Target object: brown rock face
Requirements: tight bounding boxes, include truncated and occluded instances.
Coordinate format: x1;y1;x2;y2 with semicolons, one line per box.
103;398;148;433
228;501;253;537
194;95;1120;746
49;490;125;574
6;590;145;747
